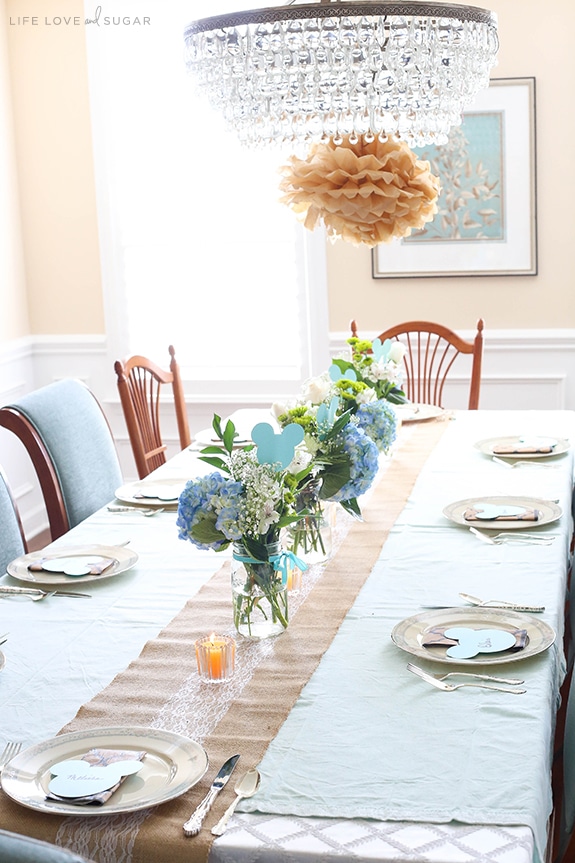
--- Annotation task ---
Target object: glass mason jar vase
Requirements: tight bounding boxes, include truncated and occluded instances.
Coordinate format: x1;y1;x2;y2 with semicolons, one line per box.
286;480;333;566
231;542;289;639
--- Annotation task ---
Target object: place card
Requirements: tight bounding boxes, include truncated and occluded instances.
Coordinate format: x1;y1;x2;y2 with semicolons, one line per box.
47;748;146;805
443;627;516;659
28;556;116;577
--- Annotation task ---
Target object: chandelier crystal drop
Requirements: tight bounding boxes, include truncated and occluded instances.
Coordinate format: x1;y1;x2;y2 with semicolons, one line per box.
183;1;499;150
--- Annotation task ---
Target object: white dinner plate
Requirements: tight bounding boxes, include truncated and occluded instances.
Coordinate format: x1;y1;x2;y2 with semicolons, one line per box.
7;545;139;586
443;495;562;531
0;726;208;816
391;607;555;665
114;479;186;508
474;435;570;459
394;403;444;423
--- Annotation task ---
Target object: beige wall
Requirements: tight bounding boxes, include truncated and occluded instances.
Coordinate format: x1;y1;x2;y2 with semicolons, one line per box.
0;0;28;341
2;0;574;338
4;0;103;336
327;0;575;333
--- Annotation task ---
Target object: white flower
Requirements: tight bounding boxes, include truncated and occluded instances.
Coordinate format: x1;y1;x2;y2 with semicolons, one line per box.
258;499;280;535
388;342;406;364
302;373;332;405
286;447;313;474
271;401;291;420
356;387;377;404
369;360;392;382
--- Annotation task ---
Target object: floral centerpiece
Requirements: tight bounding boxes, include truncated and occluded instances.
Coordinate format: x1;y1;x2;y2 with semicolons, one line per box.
177;415;311;639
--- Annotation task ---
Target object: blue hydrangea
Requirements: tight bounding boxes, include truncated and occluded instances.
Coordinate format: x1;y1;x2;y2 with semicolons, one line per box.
329;424;379;502
177;472;244;551
355;399;397;453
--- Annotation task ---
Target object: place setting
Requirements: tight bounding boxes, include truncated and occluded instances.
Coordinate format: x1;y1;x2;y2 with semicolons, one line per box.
474;435;570;463
391;605;556;667
393;403;445;423
442;495;562;531
5;544;139;587
113;479;186;510
0;727;209;817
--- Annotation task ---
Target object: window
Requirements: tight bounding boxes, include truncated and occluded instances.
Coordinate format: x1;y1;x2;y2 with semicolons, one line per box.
85;0;329;399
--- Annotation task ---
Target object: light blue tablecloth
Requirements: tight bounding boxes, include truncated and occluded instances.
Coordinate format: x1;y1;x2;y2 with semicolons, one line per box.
241;410;575;863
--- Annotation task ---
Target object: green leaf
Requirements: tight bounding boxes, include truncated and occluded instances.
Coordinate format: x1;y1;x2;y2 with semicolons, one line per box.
324;409;352;440
199;445;226;455
198;456;230;473
243;536;269;562
223;419;236;454
340;498;363;520
212;414;223;440
190;515;229;544
318;461;351;499
277;512;309;528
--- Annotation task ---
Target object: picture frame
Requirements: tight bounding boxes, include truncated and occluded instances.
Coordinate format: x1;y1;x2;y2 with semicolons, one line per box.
371;77;537;279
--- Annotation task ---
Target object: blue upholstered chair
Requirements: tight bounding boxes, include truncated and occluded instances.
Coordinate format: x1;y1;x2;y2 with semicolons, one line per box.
0;830;95;862
0;464;26;573
0;379;123;541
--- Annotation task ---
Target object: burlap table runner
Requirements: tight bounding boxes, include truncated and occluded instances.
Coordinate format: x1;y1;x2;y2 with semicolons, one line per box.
0;419;449;862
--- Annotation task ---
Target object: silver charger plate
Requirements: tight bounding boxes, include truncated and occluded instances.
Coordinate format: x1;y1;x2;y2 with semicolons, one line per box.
1;726;208;816
7;544;139;586
474;435;570;459
114;479;186;508
443;495;562;531
391;607;556;665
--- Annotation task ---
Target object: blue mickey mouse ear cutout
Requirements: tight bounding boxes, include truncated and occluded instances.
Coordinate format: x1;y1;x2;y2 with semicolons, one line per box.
329;364;357;383
251;423;304;469
371;338;393;362
316;396;339;436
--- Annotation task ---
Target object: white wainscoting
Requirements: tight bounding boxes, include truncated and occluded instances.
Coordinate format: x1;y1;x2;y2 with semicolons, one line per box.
1;329;574;541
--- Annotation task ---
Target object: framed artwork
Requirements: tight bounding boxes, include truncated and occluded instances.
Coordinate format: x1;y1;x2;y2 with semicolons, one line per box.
372;77;537;278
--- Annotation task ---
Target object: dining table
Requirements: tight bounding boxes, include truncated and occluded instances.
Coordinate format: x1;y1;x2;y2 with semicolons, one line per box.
0;408;574;863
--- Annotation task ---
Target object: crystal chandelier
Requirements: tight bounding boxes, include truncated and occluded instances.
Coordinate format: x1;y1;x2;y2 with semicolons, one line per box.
183;1;499;150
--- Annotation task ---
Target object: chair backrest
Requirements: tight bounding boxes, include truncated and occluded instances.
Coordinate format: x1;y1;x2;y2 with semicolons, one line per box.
114;344;191;479
0;829;95;863
0;464;27;573
350;319;484;410
0;379;123;541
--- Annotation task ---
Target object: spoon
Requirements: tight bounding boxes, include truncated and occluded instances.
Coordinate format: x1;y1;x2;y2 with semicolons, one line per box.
210;768;261;836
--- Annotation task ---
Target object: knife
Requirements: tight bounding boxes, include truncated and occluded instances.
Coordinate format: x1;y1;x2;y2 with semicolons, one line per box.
0;585;91;598
183;754;240;837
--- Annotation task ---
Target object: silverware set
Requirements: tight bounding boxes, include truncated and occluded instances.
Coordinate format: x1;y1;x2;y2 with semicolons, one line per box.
469;526;555;546
107;505;164;517
0;586;90;601
182;755;262;837
407;663;526;694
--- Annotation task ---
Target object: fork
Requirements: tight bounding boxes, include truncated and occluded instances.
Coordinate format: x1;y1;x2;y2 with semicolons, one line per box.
407;663;526;694
107;505;164;517
406;662;523;686
0;741;22;772
469;527;553;546
0;586;90;601
459;592;545;613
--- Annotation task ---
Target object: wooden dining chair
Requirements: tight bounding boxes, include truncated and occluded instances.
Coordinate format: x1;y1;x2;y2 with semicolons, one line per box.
350;319;484;410
0;379;123;541
114;345;191;479
0;464;27;573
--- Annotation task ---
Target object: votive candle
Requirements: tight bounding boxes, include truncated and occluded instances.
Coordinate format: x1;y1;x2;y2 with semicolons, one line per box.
195;634;235;683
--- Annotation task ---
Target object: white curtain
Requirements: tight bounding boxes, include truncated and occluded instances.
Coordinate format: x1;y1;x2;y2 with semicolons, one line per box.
84;0;329;395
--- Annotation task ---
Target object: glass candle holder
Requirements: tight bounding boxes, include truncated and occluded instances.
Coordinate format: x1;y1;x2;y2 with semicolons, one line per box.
195;634;236;683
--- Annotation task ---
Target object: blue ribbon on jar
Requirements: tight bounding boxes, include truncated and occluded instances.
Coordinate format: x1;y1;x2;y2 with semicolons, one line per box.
232;550;308;585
